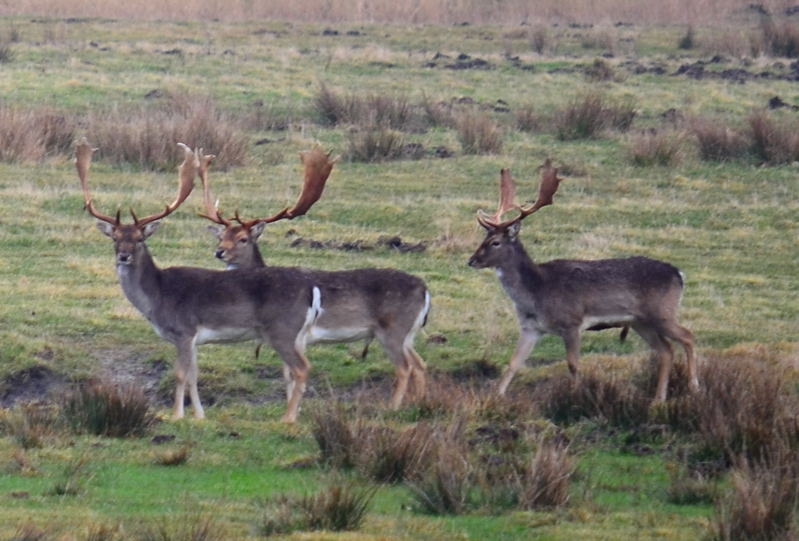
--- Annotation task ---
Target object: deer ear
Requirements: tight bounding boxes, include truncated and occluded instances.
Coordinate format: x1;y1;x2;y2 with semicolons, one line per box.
250;222;266;241
142;221;161;239
96;221;114;238
506;221;521;240
207;224;224;239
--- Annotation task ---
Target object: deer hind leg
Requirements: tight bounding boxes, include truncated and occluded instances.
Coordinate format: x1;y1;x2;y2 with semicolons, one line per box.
633;324;674;403
562;328;582;377
405;344;427;401
377;335;413;410
274;346;311;423
498;328;540;395
273;287;319;423
660;321;698;392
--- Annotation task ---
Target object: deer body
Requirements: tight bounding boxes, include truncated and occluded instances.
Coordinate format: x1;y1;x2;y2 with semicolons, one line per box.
469;166;697;402
203;152;430;408
79;140;321;422
209;224;431;408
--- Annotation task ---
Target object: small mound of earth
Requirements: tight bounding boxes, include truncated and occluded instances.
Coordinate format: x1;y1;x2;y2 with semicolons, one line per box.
0;366;67;408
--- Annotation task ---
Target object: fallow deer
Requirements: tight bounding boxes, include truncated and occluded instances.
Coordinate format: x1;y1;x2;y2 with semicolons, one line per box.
468;160;697;403
77;138;322;423
200;150;431;408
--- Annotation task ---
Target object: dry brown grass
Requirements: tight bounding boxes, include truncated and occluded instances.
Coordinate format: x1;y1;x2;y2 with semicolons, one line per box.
0;0;773;25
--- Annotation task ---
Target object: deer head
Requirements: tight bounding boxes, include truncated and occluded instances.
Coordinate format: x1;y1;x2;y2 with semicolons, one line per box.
77;137;199;266
469;159;563;269
201;146;337;268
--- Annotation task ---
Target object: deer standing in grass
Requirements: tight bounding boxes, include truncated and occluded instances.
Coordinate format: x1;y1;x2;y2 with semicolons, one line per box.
468;160;697;402
200;150;431;408
77;138;322;422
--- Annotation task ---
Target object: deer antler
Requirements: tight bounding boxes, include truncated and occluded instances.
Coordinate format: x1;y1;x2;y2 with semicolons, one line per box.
260;146;338;224
131;143;199;227
76;137;119;225
197;150;228;226
78;138;199;228
199;146;337;230
476;158;563;229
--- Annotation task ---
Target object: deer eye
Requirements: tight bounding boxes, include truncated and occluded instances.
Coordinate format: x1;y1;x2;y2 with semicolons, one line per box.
490;239;502;248
238;238;248;245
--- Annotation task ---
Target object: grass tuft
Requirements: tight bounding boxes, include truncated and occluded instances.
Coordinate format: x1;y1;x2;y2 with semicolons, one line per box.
60;378;154;438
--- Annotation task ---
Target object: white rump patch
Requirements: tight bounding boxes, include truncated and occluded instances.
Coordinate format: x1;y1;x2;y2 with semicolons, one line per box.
295;286;322;351
403;290;431;350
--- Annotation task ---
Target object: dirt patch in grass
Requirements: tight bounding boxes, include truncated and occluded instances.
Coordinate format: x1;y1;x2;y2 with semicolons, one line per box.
0;366;67;408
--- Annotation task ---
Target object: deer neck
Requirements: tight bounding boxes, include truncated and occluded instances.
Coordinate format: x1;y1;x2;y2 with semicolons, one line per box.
116;244;161;318
496;242;544;297
249;242;267;268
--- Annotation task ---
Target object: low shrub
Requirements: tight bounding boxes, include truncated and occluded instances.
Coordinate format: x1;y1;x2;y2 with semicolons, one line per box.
518;438;574;509
760;16;799;58
60;378;154;438
88;94;248;171
256;483;376;535
690;116;749;161
1;403;61;449
712;450;799;541
553;92;636;140
346;126;407;162
536;370;649;427
50;456;90;496
132;513;221;541
455;110;503;154
315;83;418;130
310;403;357;469
666;462;718;505
0;106;76;163
356;422;436;483
748;109;799;164
406;426;473;515
625;129;684;166
661;355;799;469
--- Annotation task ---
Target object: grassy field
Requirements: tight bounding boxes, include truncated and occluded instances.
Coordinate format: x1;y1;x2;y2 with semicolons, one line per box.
0;6;798;540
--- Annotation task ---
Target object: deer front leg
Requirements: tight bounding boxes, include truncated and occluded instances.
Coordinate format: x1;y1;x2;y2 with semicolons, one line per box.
173;339;205;420
498;327;540;395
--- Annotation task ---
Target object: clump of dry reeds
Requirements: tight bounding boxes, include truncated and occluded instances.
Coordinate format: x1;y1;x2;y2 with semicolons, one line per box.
553;91;636;140
625;129;684;166
60;377;154;438
255;482;376;536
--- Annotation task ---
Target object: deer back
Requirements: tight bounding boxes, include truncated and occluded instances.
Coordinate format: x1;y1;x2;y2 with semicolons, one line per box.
301;268;429;343
134;265;319;345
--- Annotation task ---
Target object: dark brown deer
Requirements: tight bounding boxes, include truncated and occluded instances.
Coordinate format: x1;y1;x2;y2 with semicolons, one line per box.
77;138;322;422
468;160;697;402
200;150;430;408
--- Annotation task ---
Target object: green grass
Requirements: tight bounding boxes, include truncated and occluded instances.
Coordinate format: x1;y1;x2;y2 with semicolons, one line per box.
0;13;797;540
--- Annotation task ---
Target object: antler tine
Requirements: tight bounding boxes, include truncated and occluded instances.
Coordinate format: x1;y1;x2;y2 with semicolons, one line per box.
518;158;563;219
259;146;337;224
134;142;199;227
476;159;562;229
75;137;117;225
196;149;229;226
476;168;521;228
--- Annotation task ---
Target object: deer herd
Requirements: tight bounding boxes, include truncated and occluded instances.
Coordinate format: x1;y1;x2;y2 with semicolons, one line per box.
76;138;697;423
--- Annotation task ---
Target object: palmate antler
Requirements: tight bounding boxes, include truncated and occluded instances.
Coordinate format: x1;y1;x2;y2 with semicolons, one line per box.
476;158;564;229
77;137;200;226
200;146;337;229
